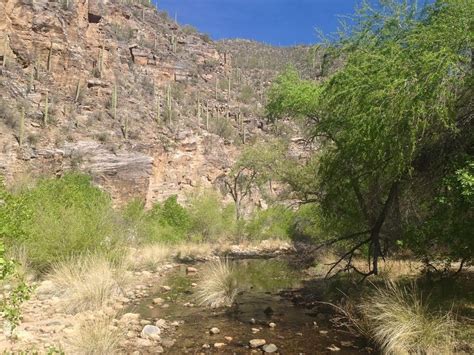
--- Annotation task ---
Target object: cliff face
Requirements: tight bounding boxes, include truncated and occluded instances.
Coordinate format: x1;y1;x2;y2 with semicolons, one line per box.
0;0;308;205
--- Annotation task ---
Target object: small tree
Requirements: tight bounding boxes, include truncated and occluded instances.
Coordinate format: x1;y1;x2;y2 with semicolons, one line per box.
219;140;287;220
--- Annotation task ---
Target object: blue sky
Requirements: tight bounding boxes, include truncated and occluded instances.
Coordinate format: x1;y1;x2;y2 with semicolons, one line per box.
157;0;361;46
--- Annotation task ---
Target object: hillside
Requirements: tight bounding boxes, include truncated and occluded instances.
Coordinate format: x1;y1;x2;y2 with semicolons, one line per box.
0;0;310;205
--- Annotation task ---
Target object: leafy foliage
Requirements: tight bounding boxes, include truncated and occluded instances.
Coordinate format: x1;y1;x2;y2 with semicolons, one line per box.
267;0;474;273
1;173;125;272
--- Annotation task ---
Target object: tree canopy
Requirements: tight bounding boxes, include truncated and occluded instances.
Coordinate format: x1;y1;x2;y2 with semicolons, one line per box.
267;0;473;276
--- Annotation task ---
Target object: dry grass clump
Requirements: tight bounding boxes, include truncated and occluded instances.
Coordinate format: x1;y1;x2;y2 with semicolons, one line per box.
66;312;122;355
195;258;238;308
126;244;173;271
360;281;456;354
48;255;130;314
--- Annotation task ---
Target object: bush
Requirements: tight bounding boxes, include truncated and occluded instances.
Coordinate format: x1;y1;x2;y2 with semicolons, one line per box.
187;189;235;241
1;173;125;272
123;196;192;244
245;205;293;240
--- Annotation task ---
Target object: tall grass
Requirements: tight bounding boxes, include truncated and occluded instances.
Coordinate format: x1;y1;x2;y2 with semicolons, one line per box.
47;255;130;314
360;281;456;354
66;313;122;354
196;258;239;308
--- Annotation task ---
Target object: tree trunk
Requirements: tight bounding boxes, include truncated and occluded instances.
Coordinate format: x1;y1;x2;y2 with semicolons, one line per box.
370;182;399;275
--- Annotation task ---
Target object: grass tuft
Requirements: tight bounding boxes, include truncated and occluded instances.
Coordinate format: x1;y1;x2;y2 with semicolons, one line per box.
195;258;238;308
66;313;122;354
47;255;130;314
360;281;456;354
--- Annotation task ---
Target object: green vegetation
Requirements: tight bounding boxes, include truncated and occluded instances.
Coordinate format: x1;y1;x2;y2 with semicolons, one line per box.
0;173;125;272
267;0;473;276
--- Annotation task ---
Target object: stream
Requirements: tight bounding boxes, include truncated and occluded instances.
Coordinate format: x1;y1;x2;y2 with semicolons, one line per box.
127;258;373;354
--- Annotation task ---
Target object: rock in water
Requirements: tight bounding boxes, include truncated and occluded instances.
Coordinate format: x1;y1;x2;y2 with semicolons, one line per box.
327;344;341;352
249;339;266;348
262;344;278;353
141;325;161;340
209;327;220;335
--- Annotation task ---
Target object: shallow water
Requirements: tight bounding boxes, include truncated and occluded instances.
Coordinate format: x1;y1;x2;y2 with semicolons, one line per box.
129;258;373;354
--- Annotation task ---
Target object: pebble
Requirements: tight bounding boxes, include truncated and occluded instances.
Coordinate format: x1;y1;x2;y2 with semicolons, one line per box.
214;343;226;348
249;339;266;348
341;341;353;347
269;322;276;328
153;297;164;305
319;330;328;335
161;285;171;291
251;327;260;333
140;320;151;326
186;266;198;273
224;336;233;342
262;344;278;353
209;327;220;335
327;344;341;351
155;319;167;327
202;344;211;349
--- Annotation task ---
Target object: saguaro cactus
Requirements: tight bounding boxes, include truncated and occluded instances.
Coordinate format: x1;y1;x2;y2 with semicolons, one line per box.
112;83;117;120
155;89;161;123
19;107;25;146
47;41;53;72
166;84;172;124
43;93;49;127
98;43;104;78
74;79;82;102
27;66;35;93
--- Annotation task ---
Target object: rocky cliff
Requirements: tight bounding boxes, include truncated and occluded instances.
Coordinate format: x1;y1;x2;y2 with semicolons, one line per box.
0;0;309;205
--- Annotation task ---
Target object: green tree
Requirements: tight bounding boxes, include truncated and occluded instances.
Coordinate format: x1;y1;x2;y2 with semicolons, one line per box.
218;140;287;220
267;0;473;276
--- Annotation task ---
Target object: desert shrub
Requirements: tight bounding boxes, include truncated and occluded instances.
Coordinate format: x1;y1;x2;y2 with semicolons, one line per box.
187;189;235;241
210;116;235;140
0;99;18;129
110;23;134;42
1;173;125;272
245;205;293;240
239;85;254;104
